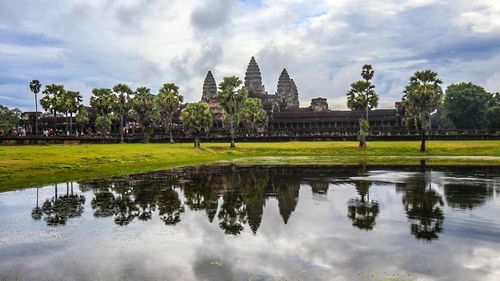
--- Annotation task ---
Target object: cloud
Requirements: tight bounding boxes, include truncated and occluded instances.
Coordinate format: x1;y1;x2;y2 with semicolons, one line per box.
1;0;500;111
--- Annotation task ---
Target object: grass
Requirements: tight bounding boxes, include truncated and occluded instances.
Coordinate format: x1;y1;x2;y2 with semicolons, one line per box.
0;140;499;192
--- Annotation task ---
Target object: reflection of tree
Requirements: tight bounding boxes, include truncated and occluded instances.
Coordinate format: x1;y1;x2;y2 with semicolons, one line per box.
31;187;43;220
39;183;85;226
218;191;247;235
240;169;268;234
183;172;220;223
347;181;379;231
444;184;493;210
402;172;444;241
91;192;117;217
158;187;184;225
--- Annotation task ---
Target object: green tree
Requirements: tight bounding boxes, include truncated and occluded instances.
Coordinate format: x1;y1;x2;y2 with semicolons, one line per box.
0;105;21;133
443;82;491;129
346;64;378;148
181;102;213;148
486;92;500;130
90;88;116;135
131;87;159;143
157;83;183;143
90;88;115;115
75;105;89;135
29;80;41;136
216;76;248;148
402;70;443;152
95;115;112;135
41;84;65;131
238;98;268;136
112;84;134;143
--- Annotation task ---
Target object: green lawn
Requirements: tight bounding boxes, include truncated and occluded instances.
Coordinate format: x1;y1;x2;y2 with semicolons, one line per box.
0;140;499;192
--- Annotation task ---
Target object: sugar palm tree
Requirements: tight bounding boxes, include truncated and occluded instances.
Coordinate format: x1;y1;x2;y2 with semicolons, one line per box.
346;65;378;148
131;87;159;143
65;90;83;134
216;76;248;148
29;80;41;136
75;105;89;135
112;84;134;143
157;83;183;143
181;102;213;148
403;70;443;152
41;84;65;131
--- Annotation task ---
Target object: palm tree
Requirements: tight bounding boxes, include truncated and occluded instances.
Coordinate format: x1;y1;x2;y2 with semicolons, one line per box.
131;87;159;143
90;88;116;135
75;105;89;135
157;83;184;143
346;65;378;148
112;84;134;143
216;76;248;147
29;80;41;136
403;70;443;152
181;102;213;148
41;84;65;132
65;90;83;134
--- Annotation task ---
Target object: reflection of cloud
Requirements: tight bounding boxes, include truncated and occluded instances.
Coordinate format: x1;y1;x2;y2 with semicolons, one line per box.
1;169;500;280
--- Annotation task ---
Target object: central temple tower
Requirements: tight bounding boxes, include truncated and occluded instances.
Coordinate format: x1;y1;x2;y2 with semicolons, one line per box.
244;57;267;98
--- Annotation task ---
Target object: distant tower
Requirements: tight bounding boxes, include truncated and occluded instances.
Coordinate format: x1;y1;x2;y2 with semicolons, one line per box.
202;71;217;102
276;68;300;109
289;79;300;108
244;57;266;98
276;68;291;102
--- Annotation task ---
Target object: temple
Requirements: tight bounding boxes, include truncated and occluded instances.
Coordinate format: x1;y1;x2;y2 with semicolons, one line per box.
203;57;406;134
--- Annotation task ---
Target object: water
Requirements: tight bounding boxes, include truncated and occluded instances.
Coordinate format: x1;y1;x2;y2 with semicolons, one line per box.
0;165;499;281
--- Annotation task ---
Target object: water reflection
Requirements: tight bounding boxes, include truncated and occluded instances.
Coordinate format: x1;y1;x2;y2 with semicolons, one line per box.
33;183;86;226
2;165;498;281
399;172;444;241
29;166;500;241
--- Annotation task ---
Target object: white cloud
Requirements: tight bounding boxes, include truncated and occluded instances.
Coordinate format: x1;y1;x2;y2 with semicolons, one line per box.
1;0;500;111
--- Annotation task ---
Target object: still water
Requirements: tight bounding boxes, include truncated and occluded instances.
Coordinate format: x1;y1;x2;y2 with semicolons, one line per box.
0;165;499;281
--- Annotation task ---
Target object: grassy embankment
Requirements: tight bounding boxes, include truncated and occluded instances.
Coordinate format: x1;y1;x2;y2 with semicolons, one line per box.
0;140;499;192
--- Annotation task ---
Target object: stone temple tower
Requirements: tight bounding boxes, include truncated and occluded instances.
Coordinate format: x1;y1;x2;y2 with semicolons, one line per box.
244;57;266;98
202;70;217;102
276;68;299;109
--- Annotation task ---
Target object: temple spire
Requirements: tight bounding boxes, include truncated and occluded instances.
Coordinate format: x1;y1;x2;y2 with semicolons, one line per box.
244;56;266;97
202;70;217;102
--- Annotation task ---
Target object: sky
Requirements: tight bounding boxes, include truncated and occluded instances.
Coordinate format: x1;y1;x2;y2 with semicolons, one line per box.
1;0;500;111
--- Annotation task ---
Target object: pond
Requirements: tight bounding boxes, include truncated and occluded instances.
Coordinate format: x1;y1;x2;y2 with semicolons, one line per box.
0;165;499;281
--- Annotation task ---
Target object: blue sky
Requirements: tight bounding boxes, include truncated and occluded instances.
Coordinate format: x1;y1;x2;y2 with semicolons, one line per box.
1;0;499;111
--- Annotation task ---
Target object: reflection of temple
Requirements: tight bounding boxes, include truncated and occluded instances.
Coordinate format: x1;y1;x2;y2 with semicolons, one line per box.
203;57;405;132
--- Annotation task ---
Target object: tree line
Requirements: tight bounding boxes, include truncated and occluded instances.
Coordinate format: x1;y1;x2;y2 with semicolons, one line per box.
24;76;268;147
346;66;499;151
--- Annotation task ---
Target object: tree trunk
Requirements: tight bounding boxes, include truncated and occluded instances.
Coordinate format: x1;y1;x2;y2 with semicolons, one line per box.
168;117;174;143
359;118;366;149
53;111;57;132
141;126;145;143
65;113;69;133
120;112;124;143
194;136;200;148
230;116;235;148
34;94;38;137
420;112;426;152
70;112;73;134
